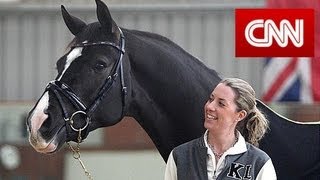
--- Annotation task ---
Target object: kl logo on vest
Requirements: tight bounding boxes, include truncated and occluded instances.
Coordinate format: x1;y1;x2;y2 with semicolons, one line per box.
235;9;314;57
227;163;252;179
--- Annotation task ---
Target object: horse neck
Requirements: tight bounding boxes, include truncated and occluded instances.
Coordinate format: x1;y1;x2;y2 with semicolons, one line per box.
124;29;220;160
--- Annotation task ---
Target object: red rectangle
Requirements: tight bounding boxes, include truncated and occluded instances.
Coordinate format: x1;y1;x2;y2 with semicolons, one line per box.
235;9;314;57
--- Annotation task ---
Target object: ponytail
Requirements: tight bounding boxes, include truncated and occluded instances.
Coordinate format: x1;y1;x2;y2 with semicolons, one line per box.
237;107;269;147
220;78;269;147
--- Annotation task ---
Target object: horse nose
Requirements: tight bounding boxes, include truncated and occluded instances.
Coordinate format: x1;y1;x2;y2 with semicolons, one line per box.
26;112;33;132
43;108;48;115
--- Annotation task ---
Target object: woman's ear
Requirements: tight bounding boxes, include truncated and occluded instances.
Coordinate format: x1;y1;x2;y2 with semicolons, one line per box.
237;110;247;122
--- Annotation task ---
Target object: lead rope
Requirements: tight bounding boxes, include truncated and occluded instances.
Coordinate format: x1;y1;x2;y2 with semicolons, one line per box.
67;129;94;180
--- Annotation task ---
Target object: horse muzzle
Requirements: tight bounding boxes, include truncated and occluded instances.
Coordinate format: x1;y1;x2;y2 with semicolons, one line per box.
26;92;66;153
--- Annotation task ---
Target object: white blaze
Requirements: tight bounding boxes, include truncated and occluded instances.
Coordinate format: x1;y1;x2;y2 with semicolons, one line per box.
28;91;54;152
58;47;83;80
30;92;49;134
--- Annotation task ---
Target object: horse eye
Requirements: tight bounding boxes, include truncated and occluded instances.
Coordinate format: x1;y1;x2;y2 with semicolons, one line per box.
94;62;107;72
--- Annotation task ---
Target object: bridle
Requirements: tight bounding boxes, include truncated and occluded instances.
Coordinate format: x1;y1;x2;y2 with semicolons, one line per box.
45;27;127;139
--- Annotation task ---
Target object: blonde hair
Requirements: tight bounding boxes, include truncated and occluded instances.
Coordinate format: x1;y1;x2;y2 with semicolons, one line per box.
221;78;269;147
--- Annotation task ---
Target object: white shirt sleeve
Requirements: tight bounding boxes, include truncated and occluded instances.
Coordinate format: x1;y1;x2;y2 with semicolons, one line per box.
164;151;178;180
256;159;277;180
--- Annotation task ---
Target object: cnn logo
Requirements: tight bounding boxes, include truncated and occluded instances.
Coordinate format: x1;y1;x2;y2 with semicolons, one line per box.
245;19;303;48
235;9;314;57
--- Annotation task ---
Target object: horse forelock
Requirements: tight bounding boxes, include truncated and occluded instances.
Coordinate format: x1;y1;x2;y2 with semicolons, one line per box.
64;22;121;53
81;22;120;43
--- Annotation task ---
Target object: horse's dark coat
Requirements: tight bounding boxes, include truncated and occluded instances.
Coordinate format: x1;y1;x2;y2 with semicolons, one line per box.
27;0;320;179
124;29;221;158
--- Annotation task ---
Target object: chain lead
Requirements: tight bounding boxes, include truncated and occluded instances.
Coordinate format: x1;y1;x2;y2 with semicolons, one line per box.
67;130;94;180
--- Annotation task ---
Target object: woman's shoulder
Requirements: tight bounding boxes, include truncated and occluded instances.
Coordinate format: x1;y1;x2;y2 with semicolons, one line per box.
172;136;205;154
171;136;207;162
245;142;271;161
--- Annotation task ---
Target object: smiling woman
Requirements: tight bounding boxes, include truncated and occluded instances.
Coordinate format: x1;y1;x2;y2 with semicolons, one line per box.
165;78;276;180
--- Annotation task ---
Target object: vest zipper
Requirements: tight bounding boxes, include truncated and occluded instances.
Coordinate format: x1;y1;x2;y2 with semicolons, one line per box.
213;170;217;179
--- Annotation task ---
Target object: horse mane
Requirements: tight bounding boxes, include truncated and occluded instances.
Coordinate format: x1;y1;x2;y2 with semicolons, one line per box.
127;29;211;67
124;28;221;81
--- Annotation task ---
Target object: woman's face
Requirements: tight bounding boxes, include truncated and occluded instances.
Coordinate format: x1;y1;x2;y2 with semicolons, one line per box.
204;83;243;134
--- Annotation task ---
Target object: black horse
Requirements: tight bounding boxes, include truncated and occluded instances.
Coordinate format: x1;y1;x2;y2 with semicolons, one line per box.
26;0;319;179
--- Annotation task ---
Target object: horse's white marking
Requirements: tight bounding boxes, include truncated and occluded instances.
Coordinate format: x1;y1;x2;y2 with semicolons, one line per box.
30;92;49;134
57;47;83;80
29;92;53;151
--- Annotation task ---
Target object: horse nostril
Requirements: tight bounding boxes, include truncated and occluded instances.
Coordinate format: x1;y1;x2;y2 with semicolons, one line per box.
26;117;31;132
43;108;48;115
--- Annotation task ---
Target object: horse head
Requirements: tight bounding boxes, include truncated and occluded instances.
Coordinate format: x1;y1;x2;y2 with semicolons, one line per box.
26;0;129;153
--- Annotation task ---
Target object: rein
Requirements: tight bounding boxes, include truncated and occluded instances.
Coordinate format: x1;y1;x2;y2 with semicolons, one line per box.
67;130;93;180
44;27;126;179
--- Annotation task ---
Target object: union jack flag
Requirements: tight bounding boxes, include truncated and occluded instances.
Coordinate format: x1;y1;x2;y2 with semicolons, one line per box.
262;57;320;103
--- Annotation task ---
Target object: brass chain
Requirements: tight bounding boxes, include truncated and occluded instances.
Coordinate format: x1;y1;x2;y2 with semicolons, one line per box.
67;130;94;180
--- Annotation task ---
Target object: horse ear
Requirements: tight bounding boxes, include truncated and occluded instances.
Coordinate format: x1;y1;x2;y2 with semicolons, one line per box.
61;5;87;36
95;0;117;34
